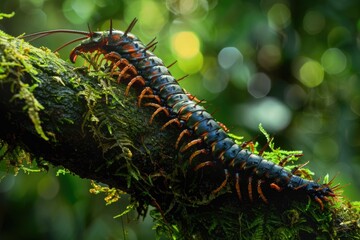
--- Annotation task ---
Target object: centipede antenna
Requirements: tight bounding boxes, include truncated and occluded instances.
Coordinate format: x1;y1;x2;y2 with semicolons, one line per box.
25;32;54;42
109;19;113;35
54;36;88;52
22;29;89;41
124;18;138;36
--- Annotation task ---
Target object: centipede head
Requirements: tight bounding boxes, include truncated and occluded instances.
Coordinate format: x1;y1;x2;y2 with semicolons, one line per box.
22;18;139;63
69;18;139;63
68;31;107;63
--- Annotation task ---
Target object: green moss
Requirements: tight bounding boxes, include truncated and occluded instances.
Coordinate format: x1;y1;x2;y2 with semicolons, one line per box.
0;31;49;141
0;140;44;176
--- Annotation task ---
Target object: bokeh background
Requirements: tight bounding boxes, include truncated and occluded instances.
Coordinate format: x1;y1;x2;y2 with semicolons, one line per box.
1;0;359;239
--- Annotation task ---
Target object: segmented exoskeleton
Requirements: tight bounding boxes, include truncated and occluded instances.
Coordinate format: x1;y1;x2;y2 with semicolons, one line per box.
24;18;338;210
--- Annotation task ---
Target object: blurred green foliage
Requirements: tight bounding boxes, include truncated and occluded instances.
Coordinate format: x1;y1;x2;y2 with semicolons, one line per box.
0;0;359;239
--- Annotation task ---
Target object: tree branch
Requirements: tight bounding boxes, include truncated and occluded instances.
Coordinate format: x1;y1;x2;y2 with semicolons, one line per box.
0;30;358;239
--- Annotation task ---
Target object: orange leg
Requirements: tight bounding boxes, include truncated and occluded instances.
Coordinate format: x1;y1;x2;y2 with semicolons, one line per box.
140;95;161;105
212;169;229;194
104;52;122;61
110;57;130;75
241;140;255;152
143;103;170;124
193;161;214;171
120;64;137;76
107;57;125;71
228;159;235;167
125;76;146;96
294;183;308;191
217;121;229;132
114;64;138;83
218;150;228;163
257;180;268;204
189;149;207;165
248;176;253;202
175;129;191;149
180;138;202;153
161;118;181;130
181;111;193;121
270;183;282;192
186;93;204;104
322;196;330;202
235;173;242;201
314;196;324;211
138;87;154;107
177;102;195;115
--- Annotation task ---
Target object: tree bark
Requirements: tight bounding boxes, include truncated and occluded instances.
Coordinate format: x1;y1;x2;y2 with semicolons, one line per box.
0;30;359;239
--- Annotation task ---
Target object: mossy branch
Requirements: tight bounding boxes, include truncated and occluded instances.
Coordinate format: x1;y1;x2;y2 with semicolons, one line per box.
0;30;359;239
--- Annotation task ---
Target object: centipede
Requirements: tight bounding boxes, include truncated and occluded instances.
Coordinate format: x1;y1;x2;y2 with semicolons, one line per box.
24;18;339;210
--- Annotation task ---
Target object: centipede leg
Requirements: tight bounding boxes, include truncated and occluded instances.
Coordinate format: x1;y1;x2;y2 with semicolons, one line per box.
248;176;253;202
104;51;123;61
235;173;242;201
140;94;161;105
257;180;268;204
212;169;229;194
270;183;282;192
125;76;146;96
109;58;131;75
106;53;131;74
241;139;256;152
193;161;214;171
138;87;154;106
217;121;229;132
114;64;138;83
120;64;137;76
161;118;181;130
144;103;170;124
175;129;191;149
314;196;324;211
189;149;207;165
186;93;203;104
180;138;202;153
